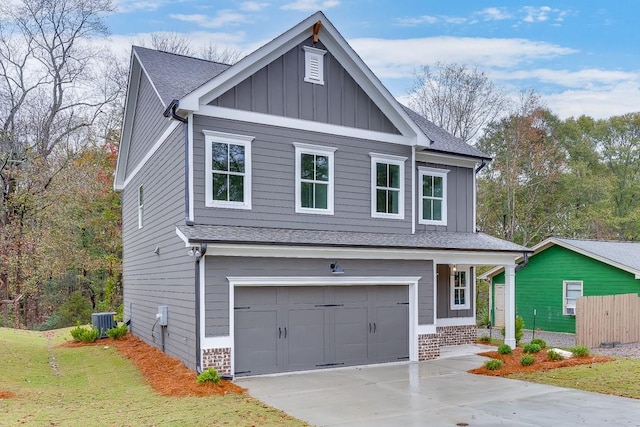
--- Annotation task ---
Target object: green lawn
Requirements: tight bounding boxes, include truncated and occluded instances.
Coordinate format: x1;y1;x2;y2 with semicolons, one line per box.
0;327;306;426
508;358;640;399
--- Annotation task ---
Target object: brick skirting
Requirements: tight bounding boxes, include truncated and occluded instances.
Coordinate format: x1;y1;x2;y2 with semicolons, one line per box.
418;333;441;361
202;347;231;376
437;324;477;346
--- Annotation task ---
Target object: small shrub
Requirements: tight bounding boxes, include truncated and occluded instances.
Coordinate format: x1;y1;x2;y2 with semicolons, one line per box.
197;368;221;384
520;354;535;366
500;315;525;344
106;323;128;339
70;325;100;343
570;345;590;357
530;338;547;349
484;359;503;370
523;343;541;354
478;335;491;343
547;349;564;361
497;344;512;355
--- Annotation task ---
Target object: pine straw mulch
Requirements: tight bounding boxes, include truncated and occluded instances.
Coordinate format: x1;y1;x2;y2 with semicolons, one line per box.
59;334;245;397
0;391;17;399
469;346;613;376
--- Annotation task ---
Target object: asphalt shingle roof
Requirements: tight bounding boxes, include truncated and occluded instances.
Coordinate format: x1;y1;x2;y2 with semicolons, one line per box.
555;238;640;273
133;46;231;106
176;225;528;253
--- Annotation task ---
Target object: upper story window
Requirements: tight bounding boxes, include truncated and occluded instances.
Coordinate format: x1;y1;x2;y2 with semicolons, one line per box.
563;280;582;315
138;184;144;229
294;142;336;215
369;153;406;219
419;167;449;226
451;266;470;310
203;130;253;210
303;46;326;85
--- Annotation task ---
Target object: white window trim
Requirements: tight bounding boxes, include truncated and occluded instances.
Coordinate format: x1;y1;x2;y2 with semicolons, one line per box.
451;265;470;310
294;142;336;215
138;184;144;229
369;153;407;220
203;130;254;210
563;280;583;316
418;166;449;226
303;45;326;85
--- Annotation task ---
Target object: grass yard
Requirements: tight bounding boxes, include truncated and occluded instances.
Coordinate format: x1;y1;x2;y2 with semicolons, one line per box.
508;358;640;400
0;327;306;426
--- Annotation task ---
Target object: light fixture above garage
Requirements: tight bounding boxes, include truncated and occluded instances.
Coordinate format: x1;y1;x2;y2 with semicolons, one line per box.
330;261;344;274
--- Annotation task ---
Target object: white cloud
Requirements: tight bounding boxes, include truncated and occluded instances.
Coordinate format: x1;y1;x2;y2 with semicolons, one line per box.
490;68;637;89
170;10;249;28
521;6;569;24
104;31;248;57
240;1;270;11
544;81;640;119
350;36;577;78
280;0;339;12
478;7;511;21
113;0;168;13
396;15;467;26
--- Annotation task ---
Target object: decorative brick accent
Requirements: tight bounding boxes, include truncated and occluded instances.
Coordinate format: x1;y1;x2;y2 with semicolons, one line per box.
202;348;231;376
418;333;440;361
437;324;477;346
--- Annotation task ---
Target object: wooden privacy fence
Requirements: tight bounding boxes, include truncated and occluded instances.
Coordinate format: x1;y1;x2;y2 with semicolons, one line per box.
576;293;640;348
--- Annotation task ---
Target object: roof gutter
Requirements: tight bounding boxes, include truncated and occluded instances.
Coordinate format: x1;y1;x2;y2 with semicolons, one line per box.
163;99;193;226
475;159;488;174
515;252;529;272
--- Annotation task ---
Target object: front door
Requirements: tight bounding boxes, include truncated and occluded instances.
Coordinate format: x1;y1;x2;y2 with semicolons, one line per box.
494;284;505;327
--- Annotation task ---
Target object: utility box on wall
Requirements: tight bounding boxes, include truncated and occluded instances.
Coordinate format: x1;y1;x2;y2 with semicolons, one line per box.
157;305;168;326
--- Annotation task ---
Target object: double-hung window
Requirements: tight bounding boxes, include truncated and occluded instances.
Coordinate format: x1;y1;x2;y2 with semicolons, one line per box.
451;266;470;310
563;280;582;315
419;167;448;226
204;130;253;209
294;142;336;215
370;153;406;219
138;184;144;229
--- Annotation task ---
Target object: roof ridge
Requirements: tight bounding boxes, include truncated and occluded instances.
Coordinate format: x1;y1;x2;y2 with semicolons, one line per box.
133;45;233;67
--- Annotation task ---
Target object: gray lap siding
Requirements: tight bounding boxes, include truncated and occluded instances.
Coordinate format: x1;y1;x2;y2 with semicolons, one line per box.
192;115;413;232
122;123;197;369
203;257;434;337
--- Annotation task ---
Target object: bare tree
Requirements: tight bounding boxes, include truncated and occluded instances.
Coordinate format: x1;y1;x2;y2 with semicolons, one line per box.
407;63;507;143
144;32;243;64
200;41;243;64
0;0;116;326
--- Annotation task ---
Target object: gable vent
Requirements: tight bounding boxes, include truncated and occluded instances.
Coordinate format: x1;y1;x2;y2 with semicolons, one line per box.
303;45;326;85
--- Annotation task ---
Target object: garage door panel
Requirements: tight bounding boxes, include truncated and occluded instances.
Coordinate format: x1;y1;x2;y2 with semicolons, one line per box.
333;286;368;304
334;307;368;364
235;287;277;306
287;308;326;368
287;287;326;304
234;309;278;375
374;305;409;362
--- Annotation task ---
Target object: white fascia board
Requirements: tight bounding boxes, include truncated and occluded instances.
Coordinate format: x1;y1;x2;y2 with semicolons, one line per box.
416;151;482;169
227;276;422;286
114;55;140;191
175;227;191;247
198;105;416;146
204;243;522;265
118;121;181;190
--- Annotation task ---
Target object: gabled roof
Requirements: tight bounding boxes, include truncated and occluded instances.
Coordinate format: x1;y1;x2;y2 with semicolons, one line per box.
479;237;640;280
176;225;529;253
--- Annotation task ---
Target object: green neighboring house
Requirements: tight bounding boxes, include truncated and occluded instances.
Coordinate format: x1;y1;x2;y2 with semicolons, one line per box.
479;237;640;333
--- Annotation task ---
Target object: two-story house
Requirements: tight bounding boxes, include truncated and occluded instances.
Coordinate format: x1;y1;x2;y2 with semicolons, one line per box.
114;11;528;377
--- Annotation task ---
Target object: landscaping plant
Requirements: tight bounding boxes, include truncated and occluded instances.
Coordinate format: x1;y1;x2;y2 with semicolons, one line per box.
497;344;513;355
70;325;100;343
484;359;503;370
106;324;129;339
478;335;491;343
530;338;547;349
197;368;222;384
500;316;525;345
547;349;564;361
570;345;590;357
520;354;535;366
523;343;541;354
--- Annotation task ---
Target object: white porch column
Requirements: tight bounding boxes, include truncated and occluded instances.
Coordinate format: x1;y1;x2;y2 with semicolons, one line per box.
504;265;516;349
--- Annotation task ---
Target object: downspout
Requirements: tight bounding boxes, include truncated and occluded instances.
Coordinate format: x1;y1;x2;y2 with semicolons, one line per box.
194;243;207;373
515;252;529;272
163;99;193;226
475;159;487;174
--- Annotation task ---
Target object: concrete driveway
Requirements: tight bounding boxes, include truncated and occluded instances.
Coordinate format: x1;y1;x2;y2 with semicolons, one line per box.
236;345;640;426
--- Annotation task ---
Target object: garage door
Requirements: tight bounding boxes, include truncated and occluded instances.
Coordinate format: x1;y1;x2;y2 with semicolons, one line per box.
234;286;409;376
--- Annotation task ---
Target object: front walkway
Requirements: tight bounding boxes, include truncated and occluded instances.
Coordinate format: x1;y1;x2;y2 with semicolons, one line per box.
237;345;640;426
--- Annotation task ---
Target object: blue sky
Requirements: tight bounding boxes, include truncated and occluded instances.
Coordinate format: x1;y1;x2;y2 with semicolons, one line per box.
106;1;640;119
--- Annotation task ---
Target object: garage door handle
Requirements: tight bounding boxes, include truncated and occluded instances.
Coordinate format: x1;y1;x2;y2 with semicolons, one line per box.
278;327;282;339
284;327;287;338
373;322;377;333
369;322;371;333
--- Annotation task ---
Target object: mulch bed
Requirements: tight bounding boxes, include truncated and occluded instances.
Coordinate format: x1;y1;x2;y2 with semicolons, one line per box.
469;347;613;376
59;335;245;397
0;391;16;399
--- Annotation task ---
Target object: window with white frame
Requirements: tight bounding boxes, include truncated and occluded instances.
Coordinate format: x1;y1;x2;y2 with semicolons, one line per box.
563;280;582;315
451;266;470;310
294;142;335;215
138;184;144;229
203;130;253;209
303;46;326;85
419;167;448;226
370;153;406;219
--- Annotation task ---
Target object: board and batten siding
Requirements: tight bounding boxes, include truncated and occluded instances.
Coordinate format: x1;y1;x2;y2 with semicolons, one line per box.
122;123;198;369
203;257;434;337
125;72;172;178
192;115;412;232
415;162;474;233
210;38;400;135
436;264;474;318
492;244;640;333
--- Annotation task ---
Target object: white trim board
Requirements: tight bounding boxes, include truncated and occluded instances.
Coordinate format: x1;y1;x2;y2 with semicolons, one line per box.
436;317;476;327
